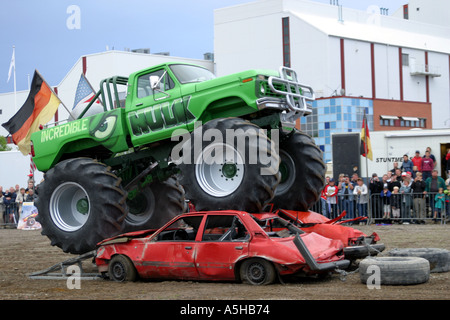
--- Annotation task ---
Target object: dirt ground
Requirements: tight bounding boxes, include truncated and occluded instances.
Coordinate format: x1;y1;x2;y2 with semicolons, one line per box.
0;224;449;301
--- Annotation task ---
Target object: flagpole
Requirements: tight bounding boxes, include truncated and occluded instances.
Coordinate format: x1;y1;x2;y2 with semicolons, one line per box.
13;46;17;113
364;110;371;224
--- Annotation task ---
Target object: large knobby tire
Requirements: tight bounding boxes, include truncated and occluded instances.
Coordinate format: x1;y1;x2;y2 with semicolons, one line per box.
177;118;280;212
108;254;137;282
271;130;326;211
240;258;277;285
359;256;430;285
387;248;450;273
35;158;127;254
122;176;186;233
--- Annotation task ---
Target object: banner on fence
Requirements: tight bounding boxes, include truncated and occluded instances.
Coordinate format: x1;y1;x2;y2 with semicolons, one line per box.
17;202;41;230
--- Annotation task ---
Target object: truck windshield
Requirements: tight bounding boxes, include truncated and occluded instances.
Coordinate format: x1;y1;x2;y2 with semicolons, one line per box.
170;64;215;84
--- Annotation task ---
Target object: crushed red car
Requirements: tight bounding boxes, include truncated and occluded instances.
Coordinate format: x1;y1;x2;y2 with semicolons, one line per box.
264;208;385;261
95;210;350;284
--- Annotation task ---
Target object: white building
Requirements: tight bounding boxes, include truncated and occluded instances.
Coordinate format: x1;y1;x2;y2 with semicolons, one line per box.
0;50;213;188
214;0;450;163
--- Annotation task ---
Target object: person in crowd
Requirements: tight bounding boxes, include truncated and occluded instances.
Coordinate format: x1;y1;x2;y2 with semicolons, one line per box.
401;154;414;173
425;169;446;217
324;178;339;218
25;181;35;193
433;187;445;223
354;178;368;221
411;166;419;179
320;176;331;217
425;147;436;164
389;174;402;192
3;187;17;224
445;185;450;221
390;162;400;175
380;186;392;221
411;150;423;172
400;179;412;222
338;174;354;220
421;151;435;181
0;186;4;227
15;188;26;217
25;189;37;202
369;173;383;219
446;148;450;179
390;186;402;223
411;172;427;224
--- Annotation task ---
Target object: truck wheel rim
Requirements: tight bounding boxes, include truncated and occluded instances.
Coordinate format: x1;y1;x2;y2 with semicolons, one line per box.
49;182;90;232
195;143;244;197
126;187;156;225
275;150;296;195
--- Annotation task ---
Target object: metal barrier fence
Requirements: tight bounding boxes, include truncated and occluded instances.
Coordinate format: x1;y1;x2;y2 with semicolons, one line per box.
310;192;448;225
0;203;20;228
2;192;448;228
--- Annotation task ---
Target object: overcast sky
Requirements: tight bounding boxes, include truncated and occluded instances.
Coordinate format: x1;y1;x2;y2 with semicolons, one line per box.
0;0;407;94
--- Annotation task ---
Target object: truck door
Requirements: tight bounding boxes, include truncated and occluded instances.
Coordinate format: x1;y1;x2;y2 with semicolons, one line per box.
127;67;188;147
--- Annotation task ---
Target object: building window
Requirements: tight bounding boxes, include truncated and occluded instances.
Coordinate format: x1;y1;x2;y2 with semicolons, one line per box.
282;17;290;68
402;53;409;66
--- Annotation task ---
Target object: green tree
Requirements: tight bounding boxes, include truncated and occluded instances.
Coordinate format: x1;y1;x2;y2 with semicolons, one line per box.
0;136;12;151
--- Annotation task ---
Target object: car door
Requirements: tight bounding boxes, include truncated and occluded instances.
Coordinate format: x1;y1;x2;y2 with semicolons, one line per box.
128;67;189;146
194;214;250;280
141;215;204;280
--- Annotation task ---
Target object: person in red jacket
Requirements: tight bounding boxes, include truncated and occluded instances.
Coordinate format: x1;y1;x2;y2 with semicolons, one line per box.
411;150;423;172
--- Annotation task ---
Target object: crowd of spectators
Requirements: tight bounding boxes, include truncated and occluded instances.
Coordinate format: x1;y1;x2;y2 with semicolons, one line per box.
320;147;450;224
0;178;36;227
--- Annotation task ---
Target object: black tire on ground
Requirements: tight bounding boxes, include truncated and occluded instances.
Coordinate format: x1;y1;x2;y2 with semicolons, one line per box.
122;176;186;233
108;254;137;282
177;118;280;213
240;258;277;285
35;158;128;254
271;130;326;211
387;248;450;273
359;256;430;285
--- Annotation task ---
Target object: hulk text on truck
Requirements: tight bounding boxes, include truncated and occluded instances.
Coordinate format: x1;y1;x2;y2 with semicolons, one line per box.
30;62;326;254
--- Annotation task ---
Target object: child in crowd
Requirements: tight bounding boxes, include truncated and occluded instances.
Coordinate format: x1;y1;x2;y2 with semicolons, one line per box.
434;187;446;223
390;186;402;223
380;186;391;221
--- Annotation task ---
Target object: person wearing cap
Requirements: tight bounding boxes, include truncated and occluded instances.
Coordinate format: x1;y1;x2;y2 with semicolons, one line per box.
412;150;423;172
401;154;414;173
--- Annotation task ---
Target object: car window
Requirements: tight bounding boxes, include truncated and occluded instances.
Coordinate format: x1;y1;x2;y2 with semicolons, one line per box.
155;215;203;242
137;69;175;99
202;215;249;242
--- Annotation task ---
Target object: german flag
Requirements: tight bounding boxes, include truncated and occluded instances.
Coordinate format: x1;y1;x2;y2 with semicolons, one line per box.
360;112;373;161
2;71;60;155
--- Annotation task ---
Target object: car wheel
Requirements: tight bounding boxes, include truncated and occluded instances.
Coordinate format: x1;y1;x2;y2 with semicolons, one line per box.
387;248;450;273
359;256;430;285
108;255;137;282
35;158;128;254
178;118;280;213
271;130;326;211
240;258;276;285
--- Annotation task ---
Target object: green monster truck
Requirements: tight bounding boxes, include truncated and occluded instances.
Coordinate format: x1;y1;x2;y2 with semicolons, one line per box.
31;62;326;254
